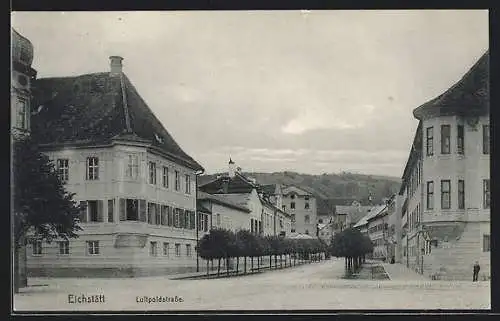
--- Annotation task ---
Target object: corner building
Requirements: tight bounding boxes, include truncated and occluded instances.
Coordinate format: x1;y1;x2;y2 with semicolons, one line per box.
399;51;490;280
27;56;205;277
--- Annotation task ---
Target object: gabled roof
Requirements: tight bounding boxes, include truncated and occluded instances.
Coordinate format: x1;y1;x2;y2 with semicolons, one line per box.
282;185;314;196
31;71;203;171
413;51;489;120
197;191;250;213
215;193;251;209
197;203;212;214
199;172;256;194
353;205;387;228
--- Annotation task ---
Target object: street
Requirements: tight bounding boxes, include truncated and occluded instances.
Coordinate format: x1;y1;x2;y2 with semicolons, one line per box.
14;258;490;311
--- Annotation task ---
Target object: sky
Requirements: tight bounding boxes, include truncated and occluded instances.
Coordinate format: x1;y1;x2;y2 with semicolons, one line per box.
11;10;489;177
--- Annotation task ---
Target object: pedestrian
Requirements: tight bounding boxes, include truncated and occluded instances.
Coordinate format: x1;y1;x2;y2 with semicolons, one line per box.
473;261;480;282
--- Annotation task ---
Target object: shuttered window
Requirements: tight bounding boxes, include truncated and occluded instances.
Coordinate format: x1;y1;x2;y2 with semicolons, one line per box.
119;199;126;221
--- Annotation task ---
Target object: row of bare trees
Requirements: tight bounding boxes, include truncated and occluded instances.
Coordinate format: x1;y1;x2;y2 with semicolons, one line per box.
197;228;328;277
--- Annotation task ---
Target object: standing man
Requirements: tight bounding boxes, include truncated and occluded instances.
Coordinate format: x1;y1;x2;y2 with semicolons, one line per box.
473;261;481;282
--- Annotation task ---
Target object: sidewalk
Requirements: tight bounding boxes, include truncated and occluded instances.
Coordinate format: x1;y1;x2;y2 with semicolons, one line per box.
381;262;428;281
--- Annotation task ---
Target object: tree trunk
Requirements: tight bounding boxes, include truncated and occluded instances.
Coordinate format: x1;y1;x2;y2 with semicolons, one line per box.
275;255;278;269
270;255;272;269
257;256;260;270
244;257;247;274
236;257;239;275
206;260;209;277
251;257;254;272
14;238;28;293
226;257;230;277
217;258;221;277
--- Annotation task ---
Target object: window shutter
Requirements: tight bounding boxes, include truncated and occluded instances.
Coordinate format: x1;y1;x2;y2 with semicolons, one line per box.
190;211;195;230
108;199;114;222
139;200;146;222
97;200;104;222
79;201;87;223
119;198;126;221
167;206;172;226
156;203;161;225
179;209;185;228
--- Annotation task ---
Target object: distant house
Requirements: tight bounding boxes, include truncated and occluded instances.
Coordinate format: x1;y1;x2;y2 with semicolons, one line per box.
199;160;263;235
27;56;204;277
334;201;372;232
281;185;317;235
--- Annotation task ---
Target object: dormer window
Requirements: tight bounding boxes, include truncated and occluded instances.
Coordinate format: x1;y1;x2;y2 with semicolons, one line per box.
154;133;163;144
290;194;295;200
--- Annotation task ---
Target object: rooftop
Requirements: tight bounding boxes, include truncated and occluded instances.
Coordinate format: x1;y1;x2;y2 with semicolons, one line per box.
31;59;203;172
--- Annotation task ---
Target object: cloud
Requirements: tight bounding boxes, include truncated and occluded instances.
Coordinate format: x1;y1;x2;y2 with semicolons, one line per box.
11;10;488;177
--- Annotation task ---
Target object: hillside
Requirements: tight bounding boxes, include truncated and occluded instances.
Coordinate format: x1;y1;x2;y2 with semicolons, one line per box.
199;171;402;215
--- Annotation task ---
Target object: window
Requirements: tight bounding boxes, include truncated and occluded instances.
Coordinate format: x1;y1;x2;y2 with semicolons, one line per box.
290;202;295;210
175;243;181;256
149;162;156;185
291;214;295;222
441;180;451;209
162;166;169;188
305;196;310;201
126;155;139;179
160;205;167;225
87;241;100;255
441;125;451;154
57;159;69;182
86;157;99;180
79;201;87;223
185;174;191;194
426;181;434;210
291;228;296;233
305;215;310;224
16;98;27;129
216;213;221;226
59;241;70;255
426;127;434;156
305;229;309;235
123;199;139;221
108;199;114;222
483;235;490;252
457;125;464;154
87;200;103;222
483;125;490;155
32;240;42;255
305;202;310;209
203;214;208;232
282;205;286;211
290;194;295;199
458;180;465;210
280;219;283;229
483;179;490;209
318;219;323;224
186;244;192;256
163;242;169;256
175;171;180;191
150;241;158;256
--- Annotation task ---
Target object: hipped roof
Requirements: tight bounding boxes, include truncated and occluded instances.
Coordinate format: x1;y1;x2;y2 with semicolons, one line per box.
31;71;203;171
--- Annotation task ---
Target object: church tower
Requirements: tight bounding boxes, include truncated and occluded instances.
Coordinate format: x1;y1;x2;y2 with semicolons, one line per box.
11;28;37;140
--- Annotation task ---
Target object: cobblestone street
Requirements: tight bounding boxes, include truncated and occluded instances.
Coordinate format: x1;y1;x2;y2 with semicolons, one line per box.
14;258;490;311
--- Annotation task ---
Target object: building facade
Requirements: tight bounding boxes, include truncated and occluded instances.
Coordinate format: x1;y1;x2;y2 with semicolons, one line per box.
26;56;205;277
399;51;490;280
366;206;389;260
11;28;38;288
281;185;317;235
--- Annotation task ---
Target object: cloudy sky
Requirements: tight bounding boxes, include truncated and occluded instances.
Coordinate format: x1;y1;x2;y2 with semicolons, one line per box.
11;10;488;177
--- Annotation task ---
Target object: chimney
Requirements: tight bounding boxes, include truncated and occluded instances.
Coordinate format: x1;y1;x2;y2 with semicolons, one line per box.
228;158;236;178
109;56;124;76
